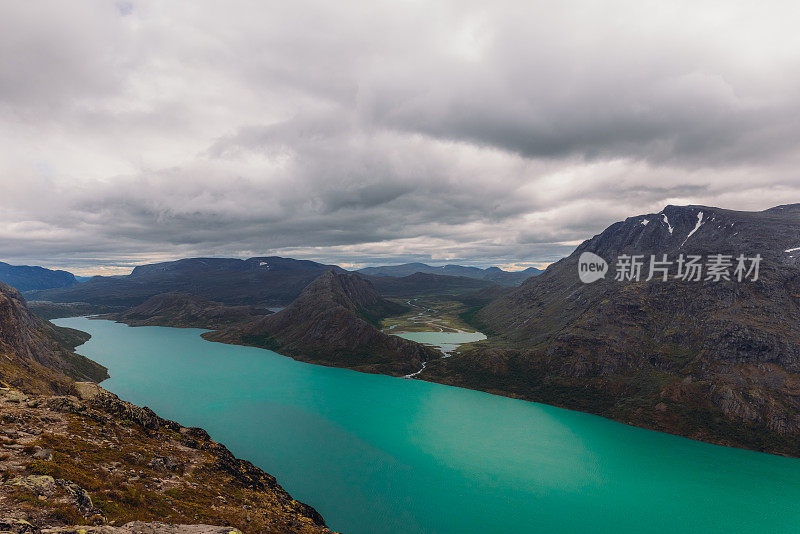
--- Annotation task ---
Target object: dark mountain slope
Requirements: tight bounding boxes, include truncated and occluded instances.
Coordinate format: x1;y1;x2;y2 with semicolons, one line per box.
29;257;345;308
207;271;436;375
26;300;123;320
107;292;272;329
0;282;107;390
0;261;78;291
357;262;541;286
424;203;800;455
364;272;497;298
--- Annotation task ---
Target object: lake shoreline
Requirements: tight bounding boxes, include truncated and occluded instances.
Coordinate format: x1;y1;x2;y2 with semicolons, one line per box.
94;313;800;458
54;317;800;534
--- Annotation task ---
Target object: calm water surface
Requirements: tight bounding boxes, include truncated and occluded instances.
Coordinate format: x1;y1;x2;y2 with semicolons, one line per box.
55;317;800;534
392;330;487;355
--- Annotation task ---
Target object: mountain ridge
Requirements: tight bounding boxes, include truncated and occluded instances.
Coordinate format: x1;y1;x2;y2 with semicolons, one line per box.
0;262;78;292
357;262;541;286
28;257;347;308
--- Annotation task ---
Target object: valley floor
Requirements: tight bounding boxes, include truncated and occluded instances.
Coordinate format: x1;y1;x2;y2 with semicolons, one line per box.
380;297;479;334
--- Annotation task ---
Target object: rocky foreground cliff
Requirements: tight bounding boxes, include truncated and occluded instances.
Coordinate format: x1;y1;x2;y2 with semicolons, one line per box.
207;271;438;376
0;282;333;533
0;384;331;533
423;203;800;456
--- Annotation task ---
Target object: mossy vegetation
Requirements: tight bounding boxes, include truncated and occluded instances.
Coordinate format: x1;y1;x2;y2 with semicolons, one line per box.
58;349;108;383
0;387;331;533
380;297;479;333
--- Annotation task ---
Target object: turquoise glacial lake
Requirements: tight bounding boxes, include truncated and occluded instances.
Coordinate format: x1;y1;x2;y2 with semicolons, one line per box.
55;317;800;534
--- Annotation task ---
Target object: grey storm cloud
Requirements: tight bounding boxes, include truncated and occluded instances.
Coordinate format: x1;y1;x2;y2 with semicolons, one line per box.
1;0;800;274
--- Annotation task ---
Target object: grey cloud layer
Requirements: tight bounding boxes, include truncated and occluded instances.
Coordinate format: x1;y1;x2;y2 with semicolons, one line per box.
1;0;800;274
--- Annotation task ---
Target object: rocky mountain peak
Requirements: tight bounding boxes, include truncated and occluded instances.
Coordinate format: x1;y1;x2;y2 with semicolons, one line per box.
207;270;436;376
470;203;800;455
570;203;800;266
299;270;382;311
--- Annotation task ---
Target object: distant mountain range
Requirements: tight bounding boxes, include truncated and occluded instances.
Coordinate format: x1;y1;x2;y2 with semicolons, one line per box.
28;256;512;308
0;261;78;291
424;203;800;456
357;263;541;286
28;257;347;308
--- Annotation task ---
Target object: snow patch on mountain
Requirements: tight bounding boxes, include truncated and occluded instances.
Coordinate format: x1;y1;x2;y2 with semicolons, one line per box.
681;211;704;247
661;213;673;234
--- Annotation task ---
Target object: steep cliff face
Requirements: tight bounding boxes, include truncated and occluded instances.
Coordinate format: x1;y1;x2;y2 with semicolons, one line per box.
0;282;107;392
208;271;437;375
108;292;271;329
426;204;800;455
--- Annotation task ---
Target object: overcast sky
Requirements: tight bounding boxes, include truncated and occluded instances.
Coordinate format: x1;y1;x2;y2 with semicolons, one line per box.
2;1;800;275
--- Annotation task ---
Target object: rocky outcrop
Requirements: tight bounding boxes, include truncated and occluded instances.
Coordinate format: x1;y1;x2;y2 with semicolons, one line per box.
425;203;800;456
47;522;242;533
43;522;242;533
0;517;242;534
207;271;437;376
0;385;332;533
104;293;271;330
